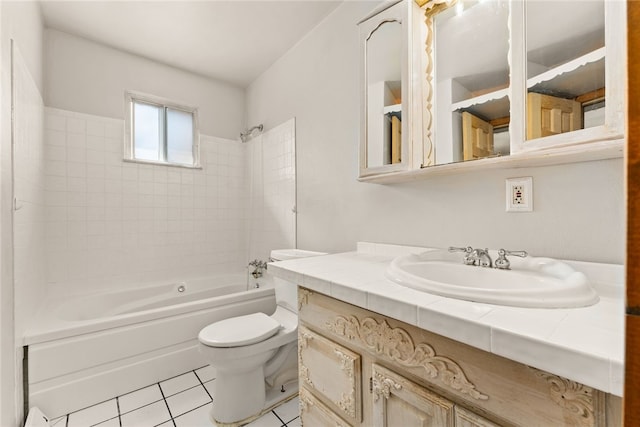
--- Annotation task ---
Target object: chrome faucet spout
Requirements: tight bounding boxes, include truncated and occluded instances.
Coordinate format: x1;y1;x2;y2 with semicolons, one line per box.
470;248;492;268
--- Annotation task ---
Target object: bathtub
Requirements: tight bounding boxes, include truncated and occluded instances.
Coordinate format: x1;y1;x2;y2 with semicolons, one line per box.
24;273;276;419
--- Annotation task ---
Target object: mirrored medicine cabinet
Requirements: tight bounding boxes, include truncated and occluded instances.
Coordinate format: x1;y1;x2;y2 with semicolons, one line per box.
358;0;626;183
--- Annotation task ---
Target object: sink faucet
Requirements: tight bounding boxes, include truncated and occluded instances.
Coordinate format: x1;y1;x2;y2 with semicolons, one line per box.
469;248;492;268
449;246;492;268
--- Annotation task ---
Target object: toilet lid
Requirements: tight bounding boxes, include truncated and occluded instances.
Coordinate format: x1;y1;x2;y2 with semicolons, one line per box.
199;312;281;348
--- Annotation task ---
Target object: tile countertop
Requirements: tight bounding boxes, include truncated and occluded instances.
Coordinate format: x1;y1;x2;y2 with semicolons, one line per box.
268;242;625;397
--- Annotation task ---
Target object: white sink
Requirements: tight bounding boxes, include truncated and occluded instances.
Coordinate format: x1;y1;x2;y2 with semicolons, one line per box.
385;250;599;308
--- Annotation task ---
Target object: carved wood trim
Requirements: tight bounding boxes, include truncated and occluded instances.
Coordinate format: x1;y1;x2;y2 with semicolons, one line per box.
333;348;358;418
533;368;598;427
372;369;403;401
418;0;456;167
326;315;488;400
298;331;314;387
298;288;313;310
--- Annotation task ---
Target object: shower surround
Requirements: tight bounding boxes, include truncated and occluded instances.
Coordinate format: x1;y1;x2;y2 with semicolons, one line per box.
42;109;295;295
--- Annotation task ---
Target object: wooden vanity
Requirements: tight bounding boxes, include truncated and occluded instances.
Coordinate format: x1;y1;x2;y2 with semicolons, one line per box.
298;289;621;426
268;244;624;426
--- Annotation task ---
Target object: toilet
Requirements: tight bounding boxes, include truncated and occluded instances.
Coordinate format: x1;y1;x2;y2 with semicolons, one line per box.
198;249;326;426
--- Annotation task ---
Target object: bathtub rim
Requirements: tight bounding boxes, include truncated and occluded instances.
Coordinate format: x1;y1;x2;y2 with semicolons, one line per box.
24;284;275;346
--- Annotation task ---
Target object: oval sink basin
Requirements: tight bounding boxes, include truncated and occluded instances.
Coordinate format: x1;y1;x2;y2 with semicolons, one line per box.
385;250;599;308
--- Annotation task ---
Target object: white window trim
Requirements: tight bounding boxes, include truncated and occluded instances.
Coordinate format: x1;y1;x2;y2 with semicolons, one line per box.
124;90;202;169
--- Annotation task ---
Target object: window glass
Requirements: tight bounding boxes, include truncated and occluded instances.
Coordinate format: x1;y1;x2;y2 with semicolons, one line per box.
126;92;199;167
167;108;194;165
133;102;163;162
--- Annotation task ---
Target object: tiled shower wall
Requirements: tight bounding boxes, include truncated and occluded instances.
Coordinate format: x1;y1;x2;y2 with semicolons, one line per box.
44;108;248;292
246;118;296;263
13;46;46;337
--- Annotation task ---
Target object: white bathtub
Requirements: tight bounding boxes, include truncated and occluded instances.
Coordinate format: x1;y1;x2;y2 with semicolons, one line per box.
24;273;276;418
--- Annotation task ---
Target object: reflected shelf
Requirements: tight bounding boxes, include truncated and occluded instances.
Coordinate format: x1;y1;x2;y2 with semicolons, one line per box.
527;47;605;97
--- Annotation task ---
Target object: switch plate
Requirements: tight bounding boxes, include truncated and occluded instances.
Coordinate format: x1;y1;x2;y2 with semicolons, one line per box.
506;177;533;212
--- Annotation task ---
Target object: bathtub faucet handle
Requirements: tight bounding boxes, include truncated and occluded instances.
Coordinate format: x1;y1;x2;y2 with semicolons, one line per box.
249;259;268;278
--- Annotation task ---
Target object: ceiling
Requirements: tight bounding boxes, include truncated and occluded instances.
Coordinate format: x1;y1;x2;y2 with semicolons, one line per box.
40;1;343;88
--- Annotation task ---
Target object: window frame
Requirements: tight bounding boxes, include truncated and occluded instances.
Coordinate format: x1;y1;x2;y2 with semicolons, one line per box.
124;91;201;168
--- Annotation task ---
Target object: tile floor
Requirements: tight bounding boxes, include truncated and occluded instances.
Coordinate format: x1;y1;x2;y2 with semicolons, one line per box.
49;366;301;427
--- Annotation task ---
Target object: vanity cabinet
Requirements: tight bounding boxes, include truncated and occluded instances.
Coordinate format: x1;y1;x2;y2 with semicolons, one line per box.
298;288;621;426
359;0;626;183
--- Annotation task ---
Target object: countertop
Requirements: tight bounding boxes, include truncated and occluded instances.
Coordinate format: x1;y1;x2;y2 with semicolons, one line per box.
269;242;624;396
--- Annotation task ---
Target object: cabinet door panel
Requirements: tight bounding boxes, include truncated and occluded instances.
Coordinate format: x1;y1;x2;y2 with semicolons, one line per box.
455;406;501;427
299;326;362;423
300;387;351;427
371;363;454;427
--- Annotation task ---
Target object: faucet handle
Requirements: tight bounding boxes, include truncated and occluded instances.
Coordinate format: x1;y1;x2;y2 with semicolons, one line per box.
448;246;473;254
494;249;528;270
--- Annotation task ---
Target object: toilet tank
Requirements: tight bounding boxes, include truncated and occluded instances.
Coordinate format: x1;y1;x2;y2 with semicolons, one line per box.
270;249;327;313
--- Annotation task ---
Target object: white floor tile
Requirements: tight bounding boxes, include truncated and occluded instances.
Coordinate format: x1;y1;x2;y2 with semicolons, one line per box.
273;397;299;424
67;399;118;427
245;411;283;427
286;417;301;427
173;404;212;427
194;365;216;383
94;417;120;426
203;380;215;399
119;384;164;414
156;422;173;427
120;400;171;427
50;416;66;426
160;371;200;397
166;385;211;418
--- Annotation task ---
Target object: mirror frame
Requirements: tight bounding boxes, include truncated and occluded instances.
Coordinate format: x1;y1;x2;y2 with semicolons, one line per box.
417;0;457;168
358;0;413;179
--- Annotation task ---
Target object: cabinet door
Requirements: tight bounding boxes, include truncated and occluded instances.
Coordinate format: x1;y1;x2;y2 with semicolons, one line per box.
300;387;351;427
526;92;582;139
371;363;455;427
455;406;501;427
462;112;494;161
299;326;362;423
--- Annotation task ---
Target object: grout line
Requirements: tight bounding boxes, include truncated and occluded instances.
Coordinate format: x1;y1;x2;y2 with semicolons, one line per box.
170;402;210;424
272;410;286;425
193;368;214;401
118;389;165;417
157;382;177;427
115;396;122;427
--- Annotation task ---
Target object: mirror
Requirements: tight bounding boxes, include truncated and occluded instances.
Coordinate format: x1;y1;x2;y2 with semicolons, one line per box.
359;0;410;178
431;0;510;166
525;0;605;141
366;20;402;168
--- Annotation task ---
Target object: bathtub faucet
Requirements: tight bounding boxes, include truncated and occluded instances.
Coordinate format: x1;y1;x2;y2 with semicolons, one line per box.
249;259;268;278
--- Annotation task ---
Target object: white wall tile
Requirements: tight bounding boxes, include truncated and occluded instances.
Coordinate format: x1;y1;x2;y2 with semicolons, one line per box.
43;108;295;294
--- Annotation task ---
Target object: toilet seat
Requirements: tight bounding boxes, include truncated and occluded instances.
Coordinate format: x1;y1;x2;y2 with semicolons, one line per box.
199;312;281;348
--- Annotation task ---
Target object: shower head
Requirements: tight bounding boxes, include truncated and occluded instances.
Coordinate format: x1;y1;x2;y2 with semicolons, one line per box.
240;124;264;142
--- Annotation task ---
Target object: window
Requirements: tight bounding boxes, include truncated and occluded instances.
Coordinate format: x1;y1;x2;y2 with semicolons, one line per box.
125;91;200;167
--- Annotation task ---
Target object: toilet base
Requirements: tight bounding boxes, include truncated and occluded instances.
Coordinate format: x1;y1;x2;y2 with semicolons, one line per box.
210;383;299;427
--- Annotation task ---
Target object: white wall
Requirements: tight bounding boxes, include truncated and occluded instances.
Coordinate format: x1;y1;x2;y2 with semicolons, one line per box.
246;1;625;264
44;29;245;140
1;2;44;425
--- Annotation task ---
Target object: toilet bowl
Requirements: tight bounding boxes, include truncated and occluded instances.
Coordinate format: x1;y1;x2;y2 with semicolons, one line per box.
198;249;326;426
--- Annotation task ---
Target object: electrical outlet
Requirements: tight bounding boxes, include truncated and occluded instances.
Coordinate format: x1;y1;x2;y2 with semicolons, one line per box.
506;177;533;212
